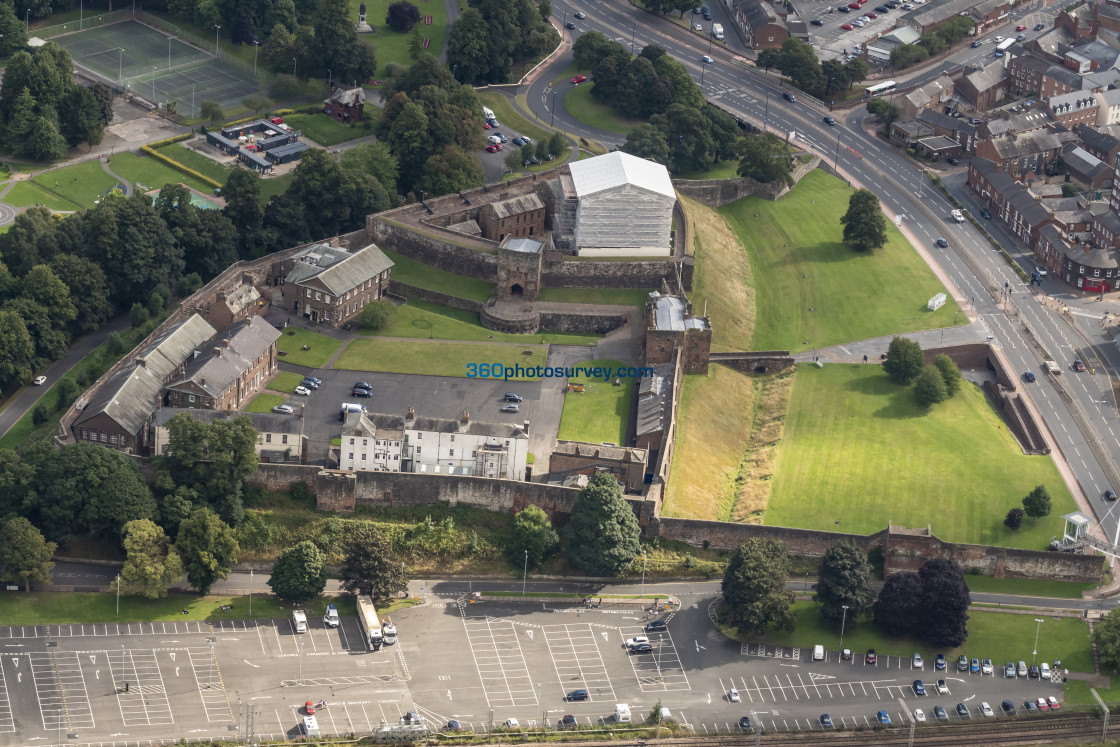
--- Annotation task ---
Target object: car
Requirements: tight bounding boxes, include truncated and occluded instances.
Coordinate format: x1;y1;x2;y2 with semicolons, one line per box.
913;708;926;722
867;11;877;17
694;22;704;29
979;702;994;717
982;658;993;674
841;22;853;28
401;710;421;724
485;144;502;153
500;403;520;413
485;116;498;126
273;404;294;414
1074;359;1086;372
935;654;946;670
1035;22;1045;30
913;680;926;696
970;658;980;674
523;156;540;165
848;2;860;8
521;136;533;144
1006;662;1017;678
1002;700;1016;715
493;132;507;142
1028;665;1040;679
1024;700;1038;714
300;379;319;390
487;134;502;145
351;381;371;391
1047;696;1060;710
971;39;983;47
32;375;46;385
1016;24;1026;30
819;714;833;727
866;650;877;664
933;705;948;722
1017;34;1025;40
446;720;461;731
625;636;650;648
875;4;888;9
646;619;668;632
994;50;1005;57
841;648;852;660
511;137;526;146
936;237;949;247
947;157;960;165
573;10;585;18
1106;489;1118;502
1041;662;1051;679
980;207;991;219
703;11;711;18
811;17;823;25
294;385;311;395
1024;371;1036;383
504;718;520;728
852;18;865;26
504;392;523;402
957;655;968;672
936;680;949;695
824;115;836;125
838;5;849;11
1035;697;1048;712
876;710;890;725
558;715;576;727
693;5;700;12
738;716;753;731
566;689;589;701
701;55;714;64
630;642;652;654
565;21;575;28
303;376;322;384
956;703;970;719
994;35;1005;41
729;688;740;702
351;388;372;397
571;75;588;84
913;653;923;668
1029;265;1047;278
783;92;796;102
483;122;491;129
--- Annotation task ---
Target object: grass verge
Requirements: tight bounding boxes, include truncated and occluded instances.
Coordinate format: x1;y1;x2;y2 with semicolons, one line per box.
347;0;447;77
676;160;740;180
269;371;308;391
477;91;551;143
362;300;598;345
32;159;121;209
563;82;645;136
108;151;214;194
557;359;633;445
536;287;653;309
720;169;961;351
245;393;285;412
158;143;231;184
384;249;494;301
3;180;81;211
283;113;372;147
275;328;343;369
682;194;756;350
766;364;1076;549
334;338;547;379
962;574;1099;599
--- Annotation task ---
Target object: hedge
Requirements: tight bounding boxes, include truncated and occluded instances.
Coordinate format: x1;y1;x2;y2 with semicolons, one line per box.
145;132;193;149
271;108;294;117
139;145;224;190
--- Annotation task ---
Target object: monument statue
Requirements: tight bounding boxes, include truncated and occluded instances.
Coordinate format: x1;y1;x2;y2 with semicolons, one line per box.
356;1;372;32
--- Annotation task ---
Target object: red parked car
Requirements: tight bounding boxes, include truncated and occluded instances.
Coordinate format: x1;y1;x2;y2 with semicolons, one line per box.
867;12;877;17
840;23;853;29
571;75;588;84
848;3;860;9
485;144;502;153
1015;24;1026;30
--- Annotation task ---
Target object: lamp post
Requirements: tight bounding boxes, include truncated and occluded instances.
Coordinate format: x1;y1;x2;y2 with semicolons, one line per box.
640;549;647;599
80;0;82;30
631;22;635;50
214;25;220;57
1032;618;1044;665
522;549;528;596
117;47;122;81
152;66;157;103
327;68;332;98
839;605;849;653
168;35;171;69
253;41;259;75
115;573;120;616
550;90;556;127
249;569;253;616
763;92;769;131
292;57;297;77
26;8;29;30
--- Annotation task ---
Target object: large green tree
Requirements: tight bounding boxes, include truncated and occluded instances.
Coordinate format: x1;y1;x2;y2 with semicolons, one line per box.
736;132;795;186
917;558;970;647
1094;607;1120;670
268;540;328;602
508;505;560;568
48;254;113;334
120;519;183;598
58;84;105;150
563;472;641;576
176;507;239;594
914;364;949;407
721;538;796;634
416;145;485;196
872;570;922;635
159;413;259;526
623;123;671;166
0;517;56;591
883;336;924;385
814;542;875;628
1023;485;1052;519
307;0;377;82
339;523;408;602
221;168;265;250
932;353;962;396
0;3;29;57
840;188;888;251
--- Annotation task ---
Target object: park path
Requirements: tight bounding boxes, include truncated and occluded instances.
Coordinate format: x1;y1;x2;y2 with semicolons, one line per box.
100;158;134;195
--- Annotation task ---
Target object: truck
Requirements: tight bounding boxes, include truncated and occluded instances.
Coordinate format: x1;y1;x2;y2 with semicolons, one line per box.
614;704;632;723
712;23;724;40
1044;360;1061;375
382;616;398;645
292;609;308;633
951;209;964;223
323;604;340;628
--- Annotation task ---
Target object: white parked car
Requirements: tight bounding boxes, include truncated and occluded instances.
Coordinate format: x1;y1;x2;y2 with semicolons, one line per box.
913;709;926;722
979;702;994;717
625;636;650;649
504;718;519;728
693;22;702;30
294;385;311;395
1040;662;1051;679
729;688;740;702
32;376;47;385
272;404;294;414
994;35;1005;42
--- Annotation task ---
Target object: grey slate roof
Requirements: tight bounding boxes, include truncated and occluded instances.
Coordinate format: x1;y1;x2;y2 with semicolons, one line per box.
165;316;281;397
74;315;217;433
962;63;1007;95
1006;188;1050;226
1044;64;1091;91
1075;123;1120;155
327;87;366;106
738;0;785;31
1062;144;1109;181
636;363;674;437
917;109;977;136
487;193;544;220
1064;239;1120;268
552;440;647;463
1069;40;1120;68
989;129;1064;159
359;411;528;439
1047;90;1098;114
285;241;394;296
155;406;303;434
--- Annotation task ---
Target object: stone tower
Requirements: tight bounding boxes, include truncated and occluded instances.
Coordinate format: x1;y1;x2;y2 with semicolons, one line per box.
495;235;544;300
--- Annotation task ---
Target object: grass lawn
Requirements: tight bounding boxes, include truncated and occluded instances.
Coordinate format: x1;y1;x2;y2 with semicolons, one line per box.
347;0;448;78
159;143;232;184
557;359;633;445
334;338;548;379
259;172;295;203
384;249;494;302
3;180;81;211
477;92;551;143
720;169;961;352
274;327;343;369
363;300;598;345
676;160;740;180
962;574;1099;599
268;371;308;391
245;393;285;412
32;159;122;209
563;82;645;136
739;601;1094;677
536;287;654;309
283;113;371;147
107;152;214;194
767;365;1076;549
1066;674;1120;707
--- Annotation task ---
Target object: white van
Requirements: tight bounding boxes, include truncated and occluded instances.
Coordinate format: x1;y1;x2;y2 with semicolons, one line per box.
813;644;825;661
292;610;308;633
302;716;320;737
323;604;340;628
482;106;495;120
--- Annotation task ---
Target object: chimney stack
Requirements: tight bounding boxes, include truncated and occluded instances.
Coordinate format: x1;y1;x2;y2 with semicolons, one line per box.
213;347;222;357
523;420;530;435
222;338;231;348
405;407;415;426
459;411;470;432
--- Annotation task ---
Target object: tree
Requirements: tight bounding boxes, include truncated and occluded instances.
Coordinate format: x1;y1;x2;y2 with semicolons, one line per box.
308;0;377;82
508;505;560;568
872;571;922;635
0;3;29;57
241;93;273;115
339;523;408;602
386;0;421;31
0;311;34;389
1004;507;1024;532
549;131;567;159
445;8;491;83
416;144;486;196
176;507;239;595
120;519;183;598
200;100;225;125
130;302;150;327
1022;485;1052;519
268;540;327;602
58;84;105;149
932;353;962;396
814;542;875;628
917;558;970;647
1093;607;1120;670
890;43;929;69
563;472;641;576
0;517;56;591
756;48;780;72
840;188;888;251
736;132;794;185
89;82;115;125
356;299;397;329
721;538;796;634
49;254;113;333
914;364;948;407
883;336;924;385
221;168;265;250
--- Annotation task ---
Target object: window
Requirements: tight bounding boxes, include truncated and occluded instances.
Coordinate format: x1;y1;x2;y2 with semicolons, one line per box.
394;454;399;460
416;432;422;439
266;434;272;443
449;449;454;456
101;433;108;442
361;453;367;460
472;450;477;457
362;439;368;447
282;435;288;444
306;288;312;297
350;438;355;445
450;435;455;442
416;446;422;454
189;395;196;403
110;434;118;444
349;453;354;460
315;292;322;301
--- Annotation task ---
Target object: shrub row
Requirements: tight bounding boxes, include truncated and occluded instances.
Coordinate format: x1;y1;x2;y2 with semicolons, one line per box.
145;132;193;149
139;145;224;190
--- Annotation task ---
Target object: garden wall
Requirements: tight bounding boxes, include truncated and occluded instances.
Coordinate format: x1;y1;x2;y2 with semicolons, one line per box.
672;157;821;208
389;281;484;313
371;219;498;279
540;257;694;291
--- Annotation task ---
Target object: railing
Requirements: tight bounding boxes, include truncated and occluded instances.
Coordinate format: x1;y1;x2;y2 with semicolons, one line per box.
36;8;134;37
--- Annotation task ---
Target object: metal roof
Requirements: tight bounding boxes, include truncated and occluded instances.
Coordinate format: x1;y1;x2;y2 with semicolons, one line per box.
505;238;543;253
568;152;675;200
636;363;674;437
267;142;310;159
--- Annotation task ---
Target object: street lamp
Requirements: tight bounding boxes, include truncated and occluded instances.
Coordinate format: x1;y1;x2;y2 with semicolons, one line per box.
214;25;220;57
168;35;172;69
292;57;297;77
641;548;647;599
1032;618;1044;665
327;68;332;98
25;8;29;31
522;549;528;596
252;40;259;75
115;573;120;616
839;605;849;653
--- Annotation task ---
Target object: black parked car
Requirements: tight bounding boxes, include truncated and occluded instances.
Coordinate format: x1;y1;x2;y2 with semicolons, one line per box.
946;157;959;165
980;207;991;219
646;619;669;632
811;17;823;25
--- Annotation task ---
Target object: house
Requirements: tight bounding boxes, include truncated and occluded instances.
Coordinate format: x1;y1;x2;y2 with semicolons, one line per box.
323;86;366;123
1096;89;1120;126
975;129;1064;178
955;63;1008;111
917;109;979;153
1061;144;1112;191
196;273;270;331
164;316;281;412
1045;91;1099;128
478;193;546;242
896;76;954;121
71;315;217;453
635;362;678;459
644;291;711;374
967;157;1052;246
283;240;394;327
1008;54;1050;97
1076;123;1120;164
152;407;305;463
549;441;647;494
891;120;935;146
1041;64;1094;97
732;0;789;49
980;108;1054;139
916;135;964;159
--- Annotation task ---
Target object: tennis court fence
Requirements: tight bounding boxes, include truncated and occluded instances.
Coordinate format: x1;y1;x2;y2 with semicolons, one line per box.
36;8;135;38
135;10;216;56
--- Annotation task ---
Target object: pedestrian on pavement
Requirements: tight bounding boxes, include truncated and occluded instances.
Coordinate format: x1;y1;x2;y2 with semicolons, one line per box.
863;355;868;363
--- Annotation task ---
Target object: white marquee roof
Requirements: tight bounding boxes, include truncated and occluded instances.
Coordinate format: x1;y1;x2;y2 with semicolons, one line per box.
568;152;675;200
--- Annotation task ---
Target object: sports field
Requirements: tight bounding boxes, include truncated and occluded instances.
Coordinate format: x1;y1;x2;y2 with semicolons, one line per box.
53;20;262;115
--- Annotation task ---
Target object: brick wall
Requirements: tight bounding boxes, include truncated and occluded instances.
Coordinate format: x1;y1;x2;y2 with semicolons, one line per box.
389;282;485;313
371;219;499;279
540;257;694;291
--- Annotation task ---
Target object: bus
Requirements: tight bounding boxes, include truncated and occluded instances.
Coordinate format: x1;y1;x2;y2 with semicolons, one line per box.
996;38;1015;52
865;80;897;98
356;595;385;651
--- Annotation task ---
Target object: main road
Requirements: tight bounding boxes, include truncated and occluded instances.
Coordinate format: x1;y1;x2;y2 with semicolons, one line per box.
533;0;1120;552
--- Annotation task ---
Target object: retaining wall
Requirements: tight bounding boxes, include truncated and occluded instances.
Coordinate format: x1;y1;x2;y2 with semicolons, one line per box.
389;281;484;314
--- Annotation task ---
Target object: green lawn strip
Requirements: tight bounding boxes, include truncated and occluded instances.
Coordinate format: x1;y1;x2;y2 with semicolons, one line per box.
107;151;214;194
383;248;495;302
283;113;370;146
1065;675;1120;707
557;359;633;445
677;160;740;180
738;602;1093;677
766;365;1076;549
269;371;308;391
359;300;597;345
477;92;551;142
275;328;343;368
347;0;448;77
962;574;1099;599
551;61;583;84
563;83;645;136
537;287;654;309
334;338;547;379
720;169;962;351
485;591;651;599
32;159;121;209
3;180;81;210
158;143;232;184
259;172;295;203
245;393;286;412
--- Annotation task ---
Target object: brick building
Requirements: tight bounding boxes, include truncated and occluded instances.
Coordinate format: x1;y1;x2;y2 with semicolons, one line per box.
549;441;648;493
1045;91;1099;128
478;193;546;242
1008;55;1050;97
283;240;394;327
164;316;281;411
197;273;270;331
153;407;305;463
732;0;789;49
323;86;366;123
644;292;711;374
